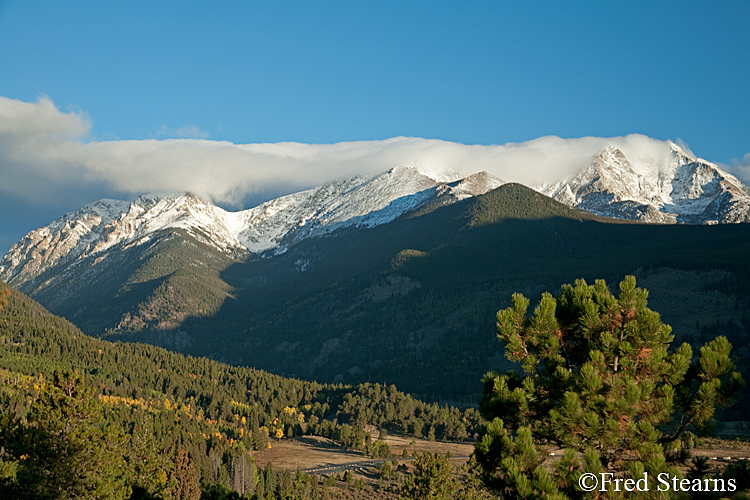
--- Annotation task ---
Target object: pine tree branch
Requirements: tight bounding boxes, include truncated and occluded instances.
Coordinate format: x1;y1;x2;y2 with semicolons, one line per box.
659;413;696;444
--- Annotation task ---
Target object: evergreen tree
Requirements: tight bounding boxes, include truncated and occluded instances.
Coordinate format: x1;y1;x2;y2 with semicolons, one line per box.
371;439;391;459
401;452;492;500
263;462;276;495
127;415;172;498
401;452;455;499
475;276;744;499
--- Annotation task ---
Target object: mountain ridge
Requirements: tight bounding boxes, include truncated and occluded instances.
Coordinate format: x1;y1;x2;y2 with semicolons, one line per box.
0;166;504;287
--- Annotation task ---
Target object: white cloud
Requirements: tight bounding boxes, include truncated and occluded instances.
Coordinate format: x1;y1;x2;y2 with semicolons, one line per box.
0;96;724;211
724;153;750;185
0;95;90;138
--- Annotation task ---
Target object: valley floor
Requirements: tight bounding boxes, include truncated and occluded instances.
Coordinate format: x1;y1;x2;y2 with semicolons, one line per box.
254;434;473;473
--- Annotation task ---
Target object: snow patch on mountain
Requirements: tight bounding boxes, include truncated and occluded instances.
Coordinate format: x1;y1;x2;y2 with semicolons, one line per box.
284;166;454;243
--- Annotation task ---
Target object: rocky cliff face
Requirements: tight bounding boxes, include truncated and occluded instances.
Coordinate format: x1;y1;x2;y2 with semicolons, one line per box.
0;199;130;285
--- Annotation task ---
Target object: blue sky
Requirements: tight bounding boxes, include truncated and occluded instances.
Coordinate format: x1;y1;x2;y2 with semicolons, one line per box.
0;1;749;253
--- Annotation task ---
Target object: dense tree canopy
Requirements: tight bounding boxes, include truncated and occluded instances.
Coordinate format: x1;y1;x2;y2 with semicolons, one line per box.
0;283;482;498
475;276;744;499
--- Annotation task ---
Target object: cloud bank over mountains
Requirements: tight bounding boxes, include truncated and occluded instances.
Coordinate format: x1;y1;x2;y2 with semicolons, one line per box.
2;95;743;211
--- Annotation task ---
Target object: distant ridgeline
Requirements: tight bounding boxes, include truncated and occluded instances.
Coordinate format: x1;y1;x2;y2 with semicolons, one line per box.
0;284;482;498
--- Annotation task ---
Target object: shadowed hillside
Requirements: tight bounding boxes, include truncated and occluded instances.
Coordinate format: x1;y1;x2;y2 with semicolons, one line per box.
89;184;750;402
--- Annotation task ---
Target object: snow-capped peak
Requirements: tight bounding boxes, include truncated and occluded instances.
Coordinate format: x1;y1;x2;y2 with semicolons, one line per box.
540;143;750;224
403;164;464;184
0;167;505;286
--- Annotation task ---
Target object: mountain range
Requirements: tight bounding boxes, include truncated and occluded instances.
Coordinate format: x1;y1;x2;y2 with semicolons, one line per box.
2;140;750;400
0;165;504;287
3;141;749;289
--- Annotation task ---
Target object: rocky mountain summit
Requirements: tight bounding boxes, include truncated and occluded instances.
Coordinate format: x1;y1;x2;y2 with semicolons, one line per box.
539;142;750;224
